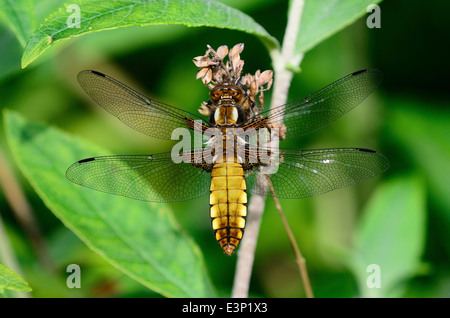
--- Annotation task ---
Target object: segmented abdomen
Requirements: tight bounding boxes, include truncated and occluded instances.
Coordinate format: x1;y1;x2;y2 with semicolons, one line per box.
210;162;247;255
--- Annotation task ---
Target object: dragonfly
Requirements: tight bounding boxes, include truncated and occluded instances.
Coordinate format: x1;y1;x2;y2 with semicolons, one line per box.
66;69;389;255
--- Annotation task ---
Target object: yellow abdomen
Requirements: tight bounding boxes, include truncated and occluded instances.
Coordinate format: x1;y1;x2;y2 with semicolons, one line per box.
210;162;247;255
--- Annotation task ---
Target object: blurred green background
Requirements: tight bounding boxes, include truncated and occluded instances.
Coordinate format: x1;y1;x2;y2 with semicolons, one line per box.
0;0;449;297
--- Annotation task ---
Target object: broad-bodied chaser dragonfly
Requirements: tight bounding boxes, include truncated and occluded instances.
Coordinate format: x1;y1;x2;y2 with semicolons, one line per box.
66;69;389;255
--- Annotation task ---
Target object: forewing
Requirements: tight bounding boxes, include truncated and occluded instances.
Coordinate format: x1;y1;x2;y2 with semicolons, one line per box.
66;152;211;202
242;69;383;139
246;148;389;199
77;70;210;140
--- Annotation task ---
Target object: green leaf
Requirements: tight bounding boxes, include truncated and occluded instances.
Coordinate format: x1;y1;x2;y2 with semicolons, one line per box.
21;0;278;68
0;264;32;294
386;98;450;215
295;0;382;54
348;174;426;297
0;0;36;47
385;99;450;257
0;25;23;81
4;110;216;298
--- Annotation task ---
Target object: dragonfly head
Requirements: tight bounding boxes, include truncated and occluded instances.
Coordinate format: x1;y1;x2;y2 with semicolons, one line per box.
210;82;245;105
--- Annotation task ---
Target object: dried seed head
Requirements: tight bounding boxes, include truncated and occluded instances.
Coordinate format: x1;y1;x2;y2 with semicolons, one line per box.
196;67;209;80
194;43;273;115
193;56;218;67
198;101;211;117
258;91;265;109
216;45;229;59
266;122;287;140
257;70;273;88
203;68;213;85
229;43;244;57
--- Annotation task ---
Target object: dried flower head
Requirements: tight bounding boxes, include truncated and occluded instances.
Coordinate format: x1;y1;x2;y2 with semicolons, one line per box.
198;101;212;117
193;43;245;89
194;43;273;116
241;69;273;113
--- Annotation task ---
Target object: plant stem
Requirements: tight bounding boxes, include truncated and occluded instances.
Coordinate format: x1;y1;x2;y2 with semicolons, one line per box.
0;215;28;298
231;0;305;298
266;176;314;298
0;151;30;298
231;179;266;298
0;149;54;272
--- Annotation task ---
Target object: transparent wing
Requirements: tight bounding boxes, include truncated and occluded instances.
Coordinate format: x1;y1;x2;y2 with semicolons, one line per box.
246;147;389;199
77;70;211;140
241;69;383;139
66;151;211;202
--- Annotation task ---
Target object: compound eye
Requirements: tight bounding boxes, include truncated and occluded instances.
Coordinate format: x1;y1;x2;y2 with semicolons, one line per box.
210;90;221;102
231;89;242;101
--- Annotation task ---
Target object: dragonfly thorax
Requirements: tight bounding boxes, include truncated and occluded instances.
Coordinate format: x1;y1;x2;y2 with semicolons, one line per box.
214;106;239;125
